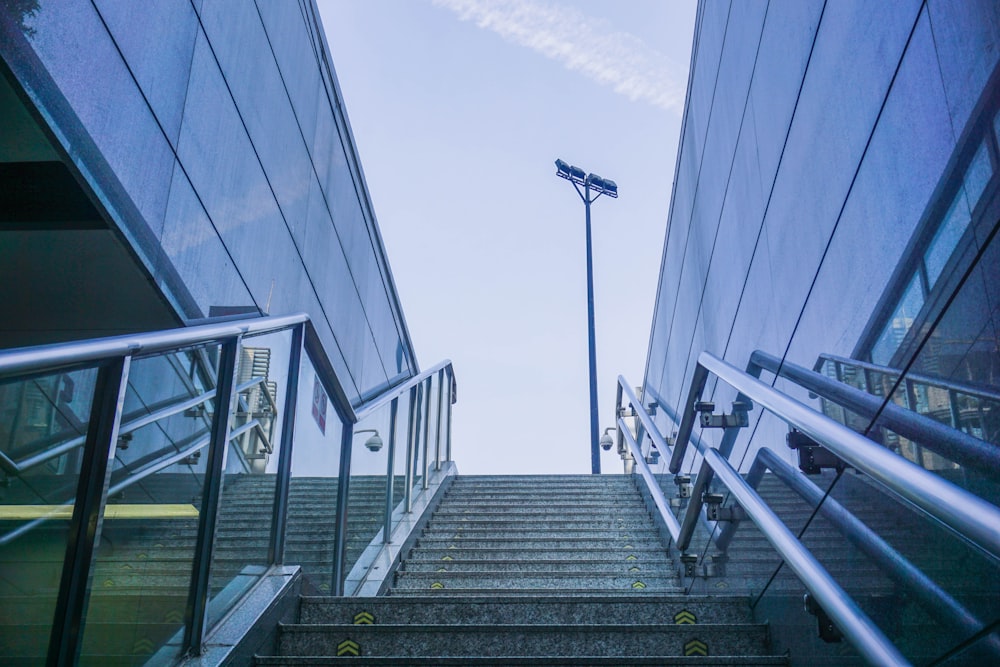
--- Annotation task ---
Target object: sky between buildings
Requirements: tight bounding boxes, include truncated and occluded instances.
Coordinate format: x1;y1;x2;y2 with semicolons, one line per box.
318;0;697;474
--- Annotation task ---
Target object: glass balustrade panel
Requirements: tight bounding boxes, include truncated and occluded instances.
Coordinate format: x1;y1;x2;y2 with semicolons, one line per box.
77;345;218;666
0;366;97;663
207;329;290;628
285;350;343;594
342;402;392;591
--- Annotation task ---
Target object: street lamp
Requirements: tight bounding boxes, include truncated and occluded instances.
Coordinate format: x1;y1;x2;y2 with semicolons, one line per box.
555;158;618;474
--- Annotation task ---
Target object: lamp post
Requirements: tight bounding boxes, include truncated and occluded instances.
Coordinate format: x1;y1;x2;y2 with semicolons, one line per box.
555;158;618;474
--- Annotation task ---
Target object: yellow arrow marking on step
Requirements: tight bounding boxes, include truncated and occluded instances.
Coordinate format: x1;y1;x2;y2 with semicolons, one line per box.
337;639;360;656
132;638;155;654
437;567;447;572
674;610;697;625
629;566;641;573
430;582;445;589
353;611;375;625
632;581;647;590
623;544;634;550
684;638;708;656
441;555;453;561
165;610;184;624
625;554;637;561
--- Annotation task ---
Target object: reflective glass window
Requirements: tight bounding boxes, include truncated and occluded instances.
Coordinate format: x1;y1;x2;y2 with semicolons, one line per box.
872;274;924;366
924;191;971;289
963;139;992;212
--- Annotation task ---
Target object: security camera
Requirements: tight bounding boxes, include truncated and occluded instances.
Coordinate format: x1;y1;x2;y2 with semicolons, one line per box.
364;433;383;452
600;432;614;451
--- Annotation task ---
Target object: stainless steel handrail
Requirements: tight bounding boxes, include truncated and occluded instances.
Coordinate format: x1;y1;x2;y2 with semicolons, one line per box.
744;447;1000;658
0;313;309;377
616;376;909;665
703;446;910;666
617;415;681;541
698;352;1000;560
818;353;1000;405
751;350;1000;473
354;359;454;424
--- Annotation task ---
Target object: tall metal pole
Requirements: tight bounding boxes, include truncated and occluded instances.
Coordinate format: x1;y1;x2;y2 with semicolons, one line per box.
584;182;601;475
555;159;616;475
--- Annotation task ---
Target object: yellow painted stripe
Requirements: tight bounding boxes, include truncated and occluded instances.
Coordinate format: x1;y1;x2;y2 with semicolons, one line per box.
0;504;200;520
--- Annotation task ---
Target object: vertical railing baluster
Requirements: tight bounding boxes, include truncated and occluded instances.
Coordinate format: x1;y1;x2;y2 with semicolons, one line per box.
383;398;398;543
404;385;417;512
445;370;454;463
48;356;130;666
422;377;432;490
331;420;354;596
435;369;444;471
270;324;303;564
185;337;240;653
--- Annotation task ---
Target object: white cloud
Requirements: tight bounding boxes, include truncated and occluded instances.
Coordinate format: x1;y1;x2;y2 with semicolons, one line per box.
432;0;685;113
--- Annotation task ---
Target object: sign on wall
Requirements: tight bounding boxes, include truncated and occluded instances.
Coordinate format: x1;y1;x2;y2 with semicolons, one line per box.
312;376;327;435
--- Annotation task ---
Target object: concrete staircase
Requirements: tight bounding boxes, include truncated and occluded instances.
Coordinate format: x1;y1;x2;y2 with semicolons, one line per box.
259;475;788;665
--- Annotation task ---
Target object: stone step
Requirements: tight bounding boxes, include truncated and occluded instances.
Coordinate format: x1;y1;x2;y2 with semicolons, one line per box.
407;548;669;561
297;595;754;625
449;475;636;483
431;508;652;518
275;623;769;657
425;519;657;530
420;528;659;545
413;537;666;550
255;657;789;666
401;560;673;574
391;571;681;592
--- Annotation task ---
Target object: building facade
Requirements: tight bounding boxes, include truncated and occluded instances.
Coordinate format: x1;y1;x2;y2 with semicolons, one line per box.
0;0;416;405
644;0;999;473
641;0;999;660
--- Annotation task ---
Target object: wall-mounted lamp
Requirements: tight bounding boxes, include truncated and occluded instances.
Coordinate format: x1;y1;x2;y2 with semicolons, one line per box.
355;428;383;452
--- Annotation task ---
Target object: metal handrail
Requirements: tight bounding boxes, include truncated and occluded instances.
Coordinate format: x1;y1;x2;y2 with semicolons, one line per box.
354;359;454;424
617;415;681;541
743;447;1000;657
703;446;910;665
697;352;1000;560
615;384;908;665
0;313;309;377
818;353;1000;405
751;350;1000;474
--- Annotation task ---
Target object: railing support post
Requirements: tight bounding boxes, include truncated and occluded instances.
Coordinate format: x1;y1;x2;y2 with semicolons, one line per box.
48;356;130;667
422;377;431;490
270;323;303;564
185;337;240;653
404;386;417;513
435;369;444;471
445;371;454;462
331;420;354;596
383;398;398;543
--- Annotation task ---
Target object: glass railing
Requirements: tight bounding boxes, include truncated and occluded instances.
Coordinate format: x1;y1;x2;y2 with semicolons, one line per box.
0;315;456;665
618;348;1000;666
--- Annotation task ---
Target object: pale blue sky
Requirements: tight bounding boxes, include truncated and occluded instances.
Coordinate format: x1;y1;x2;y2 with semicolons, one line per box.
318;0;697;474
